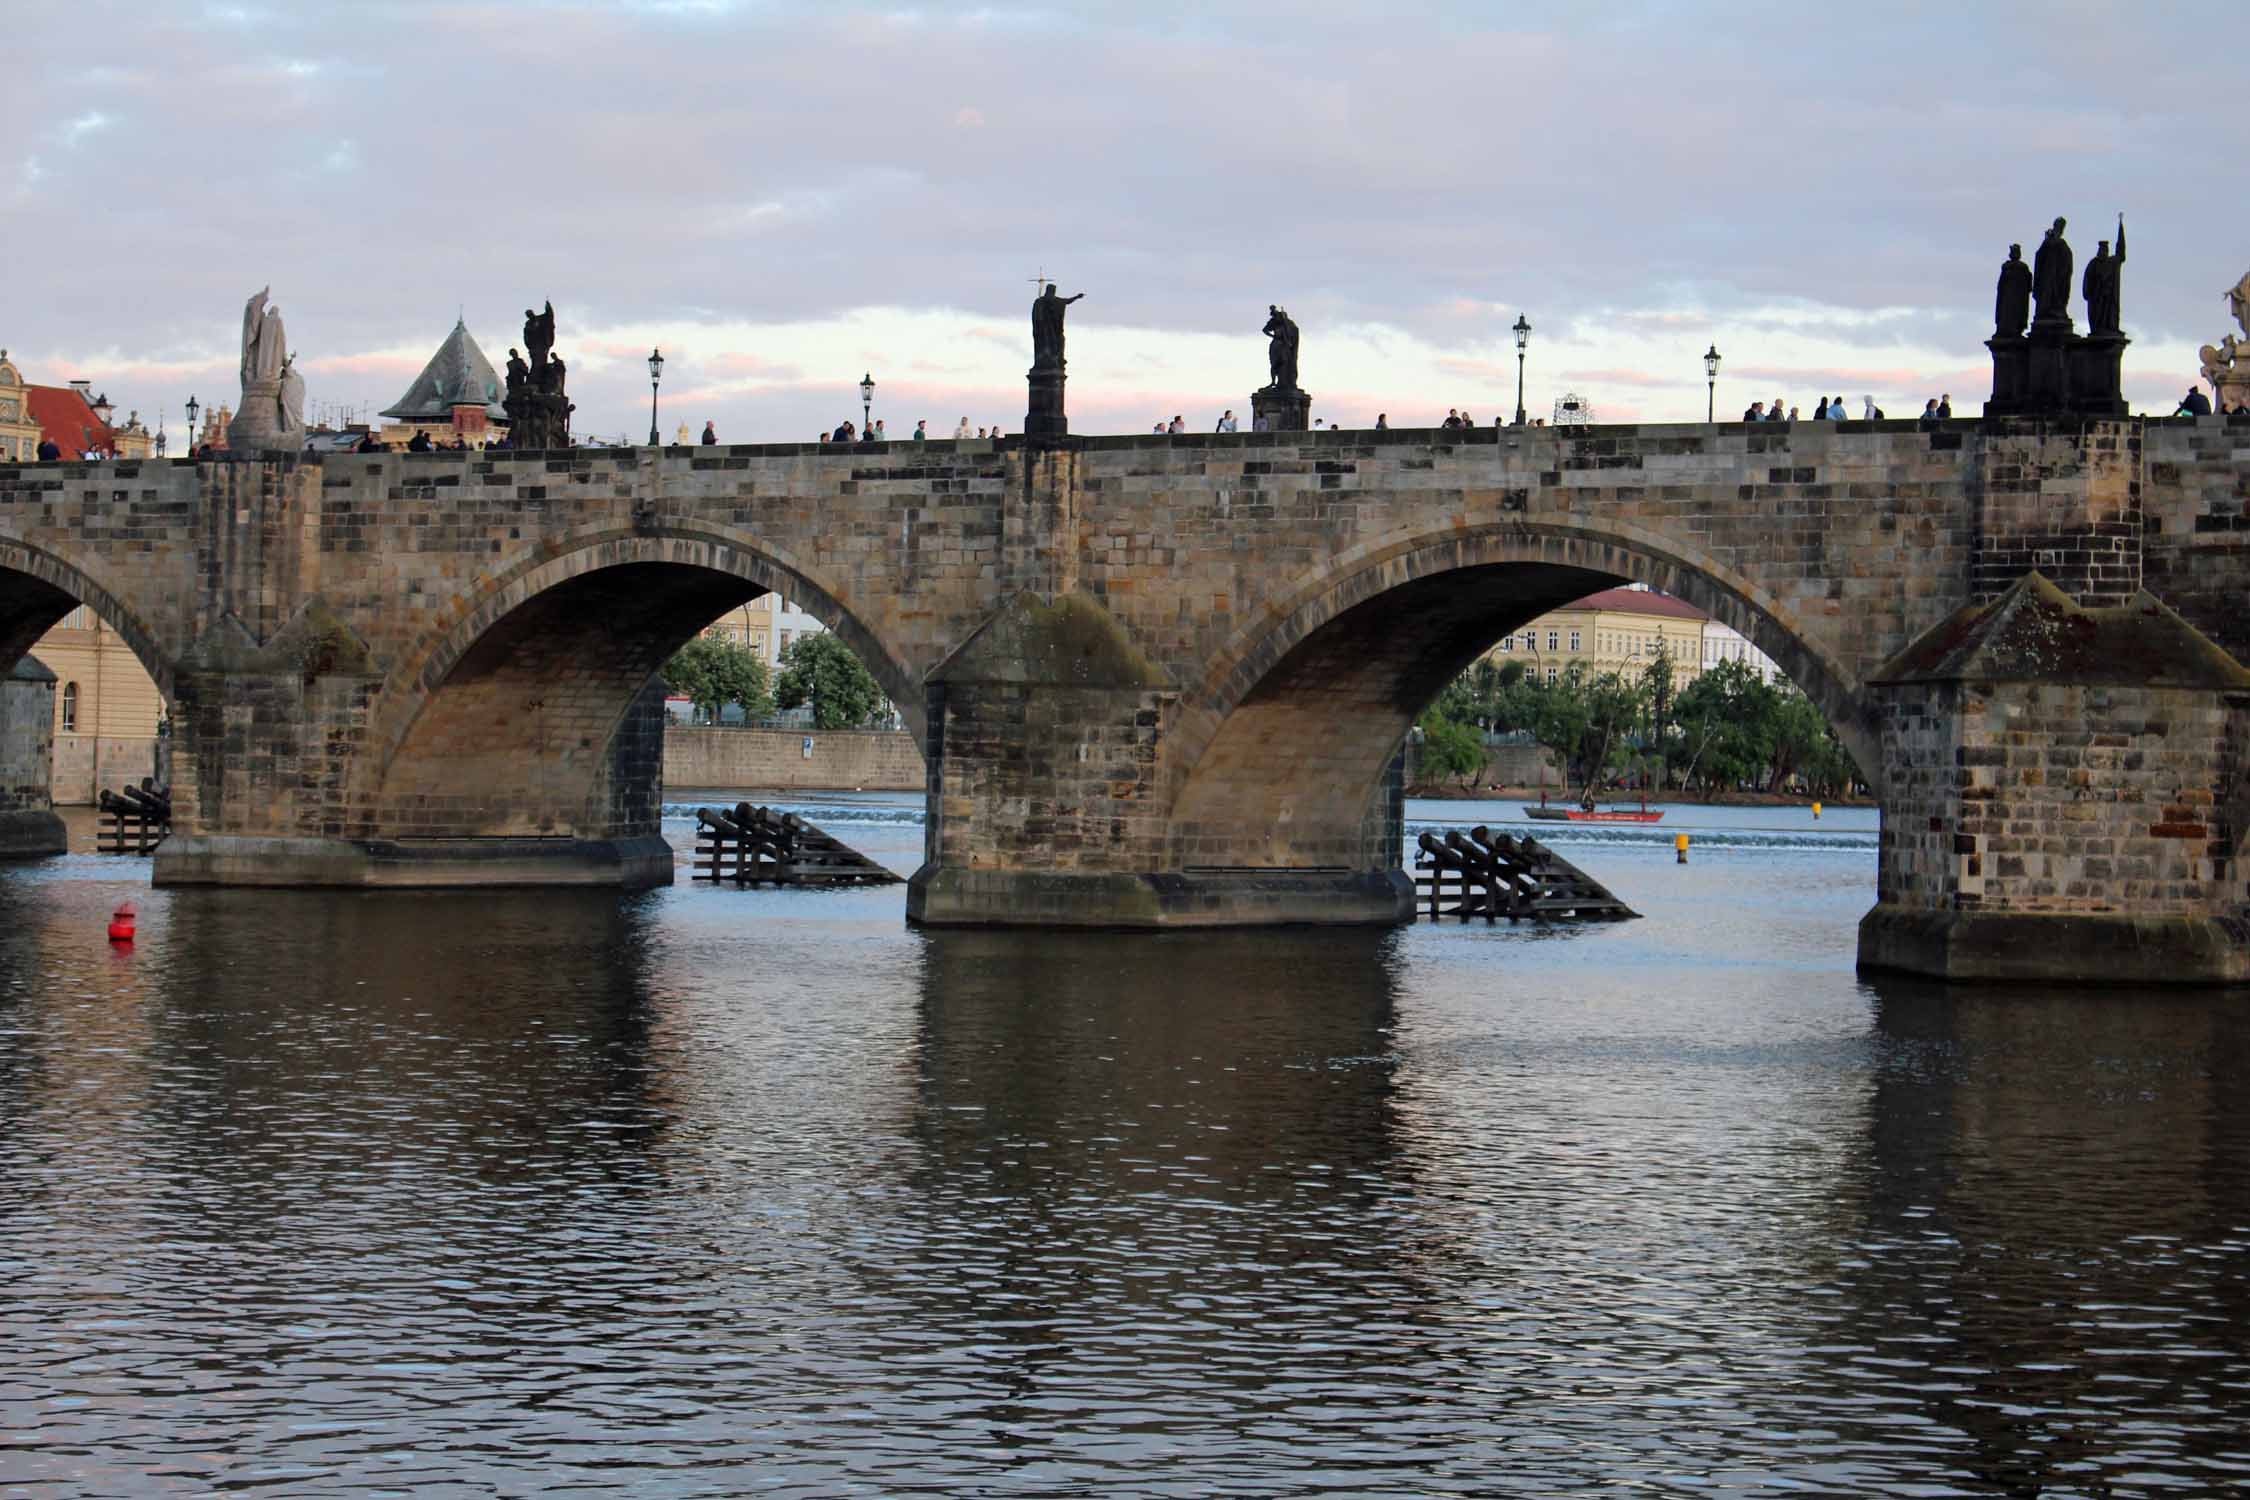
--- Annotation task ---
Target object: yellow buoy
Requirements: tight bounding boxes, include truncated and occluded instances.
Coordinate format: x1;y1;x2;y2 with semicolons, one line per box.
1675;832;1689;865
1813;801;1823;819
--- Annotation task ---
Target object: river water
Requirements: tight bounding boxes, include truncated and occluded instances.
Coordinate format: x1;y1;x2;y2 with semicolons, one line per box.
2;796;2246;1497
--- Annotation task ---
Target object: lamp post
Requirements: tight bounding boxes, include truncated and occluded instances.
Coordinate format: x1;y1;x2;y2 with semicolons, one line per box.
1512;315;1531;426
1704;343;1721;423
184;395;199;452
646;348;665;447
859;372;875;438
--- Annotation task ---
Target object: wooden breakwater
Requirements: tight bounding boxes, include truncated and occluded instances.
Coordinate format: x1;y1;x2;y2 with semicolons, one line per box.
1412;825;1637;923
692;803;900;887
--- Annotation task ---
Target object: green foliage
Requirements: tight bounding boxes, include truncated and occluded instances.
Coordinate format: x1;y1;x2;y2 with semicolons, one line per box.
1429;646;1868;798
774;632;887;730
1414;707;1485;785
662;634;773;721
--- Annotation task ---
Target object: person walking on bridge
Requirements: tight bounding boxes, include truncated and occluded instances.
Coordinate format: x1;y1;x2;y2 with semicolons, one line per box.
1743;400;1765;421
1216;409;1237;432
700;420;717;445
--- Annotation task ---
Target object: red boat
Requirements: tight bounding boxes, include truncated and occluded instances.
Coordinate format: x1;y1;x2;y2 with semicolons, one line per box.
1521;794;1664;824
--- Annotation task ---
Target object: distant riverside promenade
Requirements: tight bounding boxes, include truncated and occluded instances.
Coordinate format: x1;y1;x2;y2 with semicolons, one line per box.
4;413;2250;981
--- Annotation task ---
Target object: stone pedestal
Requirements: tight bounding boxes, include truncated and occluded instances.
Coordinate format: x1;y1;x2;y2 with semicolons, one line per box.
2216;368;2250;415
504;388;571;451
1858;574;2250;985
2070;333;2130;417
225;379;305;455
1986;321;2128;418
1024;365;1068;445
1252;384;1311;432
1983;334;2027;415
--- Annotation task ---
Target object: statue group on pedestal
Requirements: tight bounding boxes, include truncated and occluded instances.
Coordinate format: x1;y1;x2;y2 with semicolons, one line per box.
2197;272;2250;414
503;300;572;450
1986;214;2129;418
227;286;307;454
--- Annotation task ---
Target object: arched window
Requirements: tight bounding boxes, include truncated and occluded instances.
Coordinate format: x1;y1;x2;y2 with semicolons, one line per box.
60;681;78;732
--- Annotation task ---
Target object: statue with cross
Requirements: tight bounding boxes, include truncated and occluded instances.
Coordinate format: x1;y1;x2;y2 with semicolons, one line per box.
1030;275;1084;372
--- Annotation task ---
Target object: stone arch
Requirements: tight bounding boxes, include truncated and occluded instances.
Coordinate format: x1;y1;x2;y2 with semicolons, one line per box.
1165;518;1878;870
352;527;919;841
0;540;174;696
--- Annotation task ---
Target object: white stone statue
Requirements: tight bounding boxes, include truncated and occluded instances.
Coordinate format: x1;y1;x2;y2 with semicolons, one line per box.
240;287;288;388
278;354;305;432
2229;270;2250;341
228;285;308;453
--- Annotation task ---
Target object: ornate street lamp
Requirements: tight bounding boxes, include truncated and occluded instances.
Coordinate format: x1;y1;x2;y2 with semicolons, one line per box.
184;395;199;450
859;372;875;437
1512;315;1531;426
1704;343;1721;423
647;348;665;447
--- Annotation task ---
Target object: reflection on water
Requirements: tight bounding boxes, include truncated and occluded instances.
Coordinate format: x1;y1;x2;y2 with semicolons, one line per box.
2;823;2248;1495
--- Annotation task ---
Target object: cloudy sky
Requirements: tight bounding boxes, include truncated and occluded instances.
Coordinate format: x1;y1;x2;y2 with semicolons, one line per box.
4;0;2237;442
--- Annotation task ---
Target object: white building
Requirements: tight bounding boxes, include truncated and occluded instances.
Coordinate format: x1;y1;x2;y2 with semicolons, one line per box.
703;593;826;670
1700;619;1782;683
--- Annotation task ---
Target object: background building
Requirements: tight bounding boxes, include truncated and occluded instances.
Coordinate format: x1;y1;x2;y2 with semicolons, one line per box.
378;319;508;449
34;604;165;802
703;594;828;668
0;352;38;460
1488;585;1783;685
0;352;150;459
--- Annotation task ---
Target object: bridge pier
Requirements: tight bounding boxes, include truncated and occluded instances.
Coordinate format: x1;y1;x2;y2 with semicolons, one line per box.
906;589;1416;927
1858;574;2250;985
1;655;65;859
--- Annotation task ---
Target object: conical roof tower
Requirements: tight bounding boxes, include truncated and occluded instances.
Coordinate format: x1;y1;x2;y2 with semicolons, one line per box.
380;318;508;421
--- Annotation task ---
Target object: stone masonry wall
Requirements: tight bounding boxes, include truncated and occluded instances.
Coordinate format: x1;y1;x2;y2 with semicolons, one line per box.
1877;678;2245;919
665;726;923;791
2142;414;2250;661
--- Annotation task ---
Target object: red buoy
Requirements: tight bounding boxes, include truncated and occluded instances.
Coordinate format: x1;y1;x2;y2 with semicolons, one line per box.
107;901;136;943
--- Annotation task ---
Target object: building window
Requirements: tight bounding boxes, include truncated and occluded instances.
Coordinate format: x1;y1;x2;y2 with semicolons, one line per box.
1569;631;1581;652
1545;666;1558;685
1520;632;1534;650
1546;631;1559;652
1498;636;1511;653
60;682;77;731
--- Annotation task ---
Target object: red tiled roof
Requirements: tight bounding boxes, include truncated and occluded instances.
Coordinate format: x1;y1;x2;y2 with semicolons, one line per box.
25;385;118;456
1561;586;1708;621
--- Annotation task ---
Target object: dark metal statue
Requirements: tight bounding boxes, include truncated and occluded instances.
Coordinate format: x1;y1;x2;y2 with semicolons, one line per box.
1262;304;1300;390
523;301;557;370
2031;218;2073;328
2083;216;2126;337
1030;283;1084;370
504;347;530;399
1994;244;2031;337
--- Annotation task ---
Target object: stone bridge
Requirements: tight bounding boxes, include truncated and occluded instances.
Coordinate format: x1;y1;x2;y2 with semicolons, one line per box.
3;416;2248;982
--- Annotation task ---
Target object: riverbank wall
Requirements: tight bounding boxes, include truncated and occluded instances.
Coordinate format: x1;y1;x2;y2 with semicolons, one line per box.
665;726;923;792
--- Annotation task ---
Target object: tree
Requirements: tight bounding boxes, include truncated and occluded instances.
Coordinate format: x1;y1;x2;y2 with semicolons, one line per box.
662;634;772;722
1413;706;1485;785
774;632;887;729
